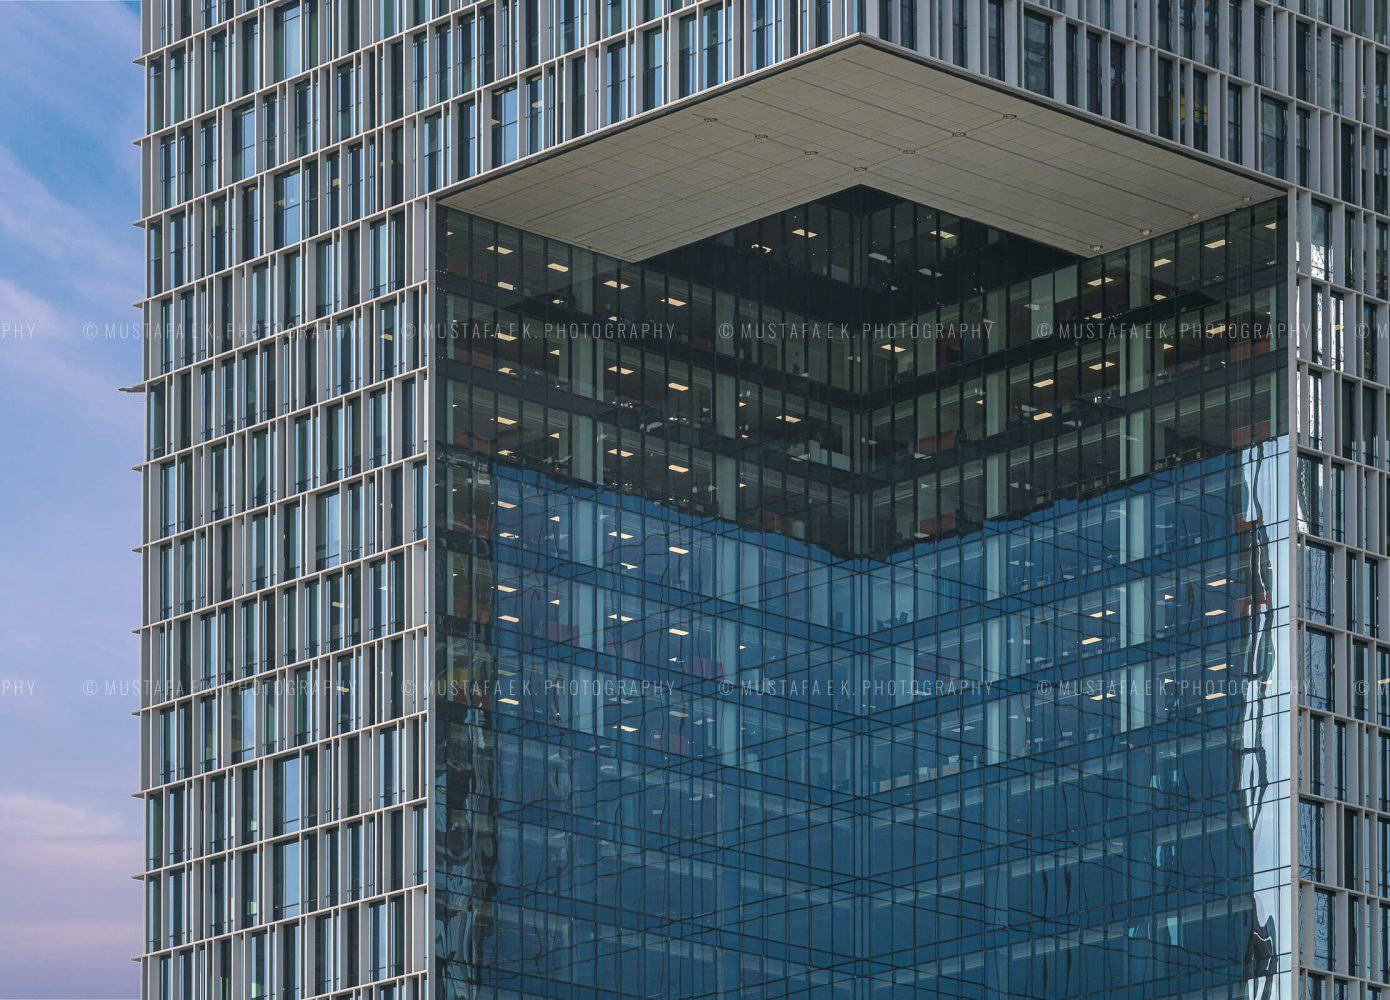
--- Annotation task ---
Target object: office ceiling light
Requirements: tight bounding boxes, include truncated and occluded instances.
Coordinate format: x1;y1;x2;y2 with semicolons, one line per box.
547;261;569;272
1205;238;1227;250
668;463;690;473
669;627;689;636
669;381;689;391
1152;257;1172;268
486;245;513;255
607;365;635;375
791;227;817;237
603;279;631;289
662;296;687;307
1034;378;1055;388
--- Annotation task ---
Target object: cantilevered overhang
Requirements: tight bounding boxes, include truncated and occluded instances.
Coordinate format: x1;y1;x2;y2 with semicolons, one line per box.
440;36;1283;261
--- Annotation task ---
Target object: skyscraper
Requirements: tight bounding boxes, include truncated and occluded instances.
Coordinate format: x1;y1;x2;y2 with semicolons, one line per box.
137;2;1357;998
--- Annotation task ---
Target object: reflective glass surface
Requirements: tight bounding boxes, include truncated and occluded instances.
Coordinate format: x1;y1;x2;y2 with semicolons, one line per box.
432;191;1292;999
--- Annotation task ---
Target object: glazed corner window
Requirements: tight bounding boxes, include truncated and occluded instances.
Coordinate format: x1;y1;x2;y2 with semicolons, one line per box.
1023;12;1052;97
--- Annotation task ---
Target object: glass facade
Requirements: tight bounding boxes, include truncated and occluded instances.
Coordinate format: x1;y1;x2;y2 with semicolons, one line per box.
431;192;1293;997
140;0;1390;995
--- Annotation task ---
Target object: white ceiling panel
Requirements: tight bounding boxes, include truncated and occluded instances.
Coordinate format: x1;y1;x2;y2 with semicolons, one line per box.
439;37;1283;261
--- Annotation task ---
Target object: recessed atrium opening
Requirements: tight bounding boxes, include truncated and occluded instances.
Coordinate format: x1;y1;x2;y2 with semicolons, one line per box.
431;189;1290;997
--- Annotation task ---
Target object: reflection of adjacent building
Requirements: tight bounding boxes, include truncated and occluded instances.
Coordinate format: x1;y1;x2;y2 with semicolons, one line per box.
429;190;1292;996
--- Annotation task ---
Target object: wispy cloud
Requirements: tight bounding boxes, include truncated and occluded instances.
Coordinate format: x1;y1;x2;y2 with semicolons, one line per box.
0;794;140;997
0;147;134;306
0;4;145;997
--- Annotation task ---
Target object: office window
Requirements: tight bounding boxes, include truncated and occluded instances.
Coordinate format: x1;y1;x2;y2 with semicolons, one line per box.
701;5;725;89
232;104;255;181
1109;41;1125;121
1259;96;1286;179
642;29;664;109
1304;628;1333;710
678;15;696;96
274;171;301;248
606;44;628;124
1228;0;1242;74
520;72;540;155
986;0;1004;80
1227;83;1243;163
1193;70;1208;149
1299;800;1324;881
1304;545;1333;626
422;113;442;192
1066;24;1079;105
1087;31;1102;114
274;3;302;81
491;86;518;167
1158;57;1175;140
751;0;778;69
1314;891;1335;971
1023;13;1052;97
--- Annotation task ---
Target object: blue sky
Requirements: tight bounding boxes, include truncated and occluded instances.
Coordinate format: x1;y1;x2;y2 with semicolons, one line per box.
0;2;145;995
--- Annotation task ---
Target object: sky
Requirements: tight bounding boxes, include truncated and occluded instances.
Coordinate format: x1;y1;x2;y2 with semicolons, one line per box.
0;2;146;996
